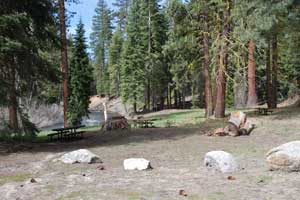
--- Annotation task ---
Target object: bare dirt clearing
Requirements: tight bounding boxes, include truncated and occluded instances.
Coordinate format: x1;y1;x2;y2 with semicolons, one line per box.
1;108;300;200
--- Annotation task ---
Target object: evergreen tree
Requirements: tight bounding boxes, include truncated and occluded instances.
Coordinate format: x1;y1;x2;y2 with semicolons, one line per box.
119;0;168;111
108;29;123;96
121;0;146;112
0;0;58;134
113;0;130;31
90;0;113;95
68;20;93;125
59;0;69;127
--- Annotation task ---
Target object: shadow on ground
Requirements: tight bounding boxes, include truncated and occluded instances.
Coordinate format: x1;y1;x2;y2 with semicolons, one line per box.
0;127;207;155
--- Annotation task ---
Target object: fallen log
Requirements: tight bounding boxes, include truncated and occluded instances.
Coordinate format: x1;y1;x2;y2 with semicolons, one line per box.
207;111;255;137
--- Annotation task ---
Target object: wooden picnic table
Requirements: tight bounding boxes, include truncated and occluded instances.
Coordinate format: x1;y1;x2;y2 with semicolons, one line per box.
131;119;155;128
256;108;273;115
48;125;86;141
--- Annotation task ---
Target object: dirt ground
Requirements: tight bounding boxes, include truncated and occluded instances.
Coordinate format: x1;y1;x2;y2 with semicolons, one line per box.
1;108;300;200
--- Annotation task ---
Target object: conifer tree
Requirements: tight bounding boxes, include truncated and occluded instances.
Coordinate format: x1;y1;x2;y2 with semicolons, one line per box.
91;0;113;95
113;0;130;31
68;20;93;125
121;0;146;112
108;29;123;96
0;0;58;134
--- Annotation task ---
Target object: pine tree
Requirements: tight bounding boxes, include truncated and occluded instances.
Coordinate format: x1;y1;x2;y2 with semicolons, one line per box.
120;0;146;112
90;0;113;95
144;0;168;110
108;29;123;96
59;0;69;127
0;0;58;134
113;0;130;31
68;20;93;125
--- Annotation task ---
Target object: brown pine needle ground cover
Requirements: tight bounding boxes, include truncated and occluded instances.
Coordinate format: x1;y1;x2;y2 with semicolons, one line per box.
1;107;300;200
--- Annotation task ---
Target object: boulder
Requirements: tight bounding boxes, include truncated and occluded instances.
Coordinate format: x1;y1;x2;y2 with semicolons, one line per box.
58;149;102;164
266;141;300;172
204;151;238;173
123;158;152;170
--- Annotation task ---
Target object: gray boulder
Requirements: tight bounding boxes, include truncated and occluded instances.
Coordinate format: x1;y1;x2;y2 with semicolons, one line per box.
204;151;238;173
266;141;300;172
58;149;102;164
123;158;152;170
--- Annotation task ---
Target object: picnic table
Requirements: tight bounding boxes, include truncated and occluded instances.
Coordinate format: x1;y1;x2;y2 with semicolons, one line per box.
131;119;155;128
48;125;86;141
256;108;273;115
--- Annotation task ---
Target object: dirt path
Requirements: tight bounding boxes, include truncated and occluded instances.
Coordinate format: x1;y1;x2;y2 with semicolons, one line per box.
1;110;300;200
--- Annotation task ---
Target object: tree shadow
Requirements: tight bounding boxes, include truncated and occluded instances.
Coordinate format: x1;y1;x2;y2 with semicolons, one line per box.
0;127;208;155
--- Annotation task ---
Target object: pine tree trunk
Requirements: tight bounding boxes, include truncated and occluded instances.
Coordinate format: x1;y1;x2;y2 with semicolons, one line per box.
271;34;278;109
266;40;272;108
214;0;230;118
174;89;178;108
247;39;258;107
8;64;18;130
213;46;220;111
202;12;213;117
59;0;69;127
147;78;151;110
167;85;171;109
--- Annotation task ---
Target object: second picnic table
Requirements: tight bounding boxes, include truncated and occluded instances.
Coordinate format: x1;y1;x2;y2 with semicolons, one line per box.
256;108;273;115
48;125;86;141
131;119;156;128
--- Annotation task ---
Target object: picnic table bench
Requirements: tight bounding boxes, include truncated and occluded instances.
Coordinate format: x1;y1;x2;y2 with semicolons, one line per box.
131;119;156;128
256;108;273;115
48;125;86;141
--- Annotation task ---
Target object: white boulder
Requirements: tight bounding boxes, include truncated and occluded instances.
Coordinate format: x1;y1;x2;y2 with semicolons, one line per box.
266;141;300;172
58;149;102;164
204;151;238;173
123;158;152;170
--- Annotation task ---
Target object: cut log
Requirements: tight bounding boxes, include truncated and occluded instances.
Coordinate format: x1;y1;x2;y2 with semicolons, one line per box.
102;117;129;131
228;111;246;128
224;122;239;137
207;112;255;137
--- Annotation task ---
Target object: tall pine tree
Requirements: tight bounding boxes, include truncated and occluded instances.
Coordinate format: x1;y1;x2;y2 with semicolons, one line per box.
68;20;93;125
108;29;123;96
90;0;113;95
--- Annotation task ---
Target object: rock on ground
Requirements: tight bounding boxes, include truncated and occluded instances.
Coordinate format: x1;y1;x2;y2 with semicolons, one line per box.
58;149;102;164
266;141;300;172
123;158;152;170
204;151;238;173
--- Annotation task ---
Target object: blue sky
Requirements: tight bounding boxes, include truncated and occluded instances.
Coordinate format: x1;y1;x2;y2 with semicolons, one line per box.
66;0;114;43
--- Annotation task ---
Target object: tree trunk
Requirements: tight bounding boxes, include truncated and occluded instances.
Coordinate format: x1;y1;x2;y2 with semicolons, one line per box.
271;34;278;108
214;0;230;118
266;40;272;108
146;79;151;110
202;12;213;117
234;64;247;108
174;89;178;108
59;0;69;127
167;85;171;109
8;65;18;130
160;96;164;110
247;39;258;107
